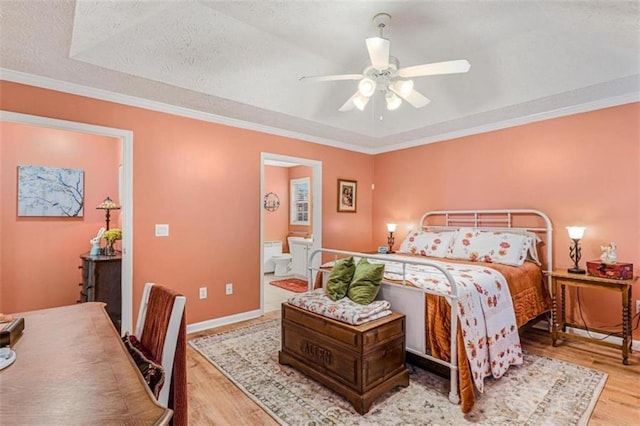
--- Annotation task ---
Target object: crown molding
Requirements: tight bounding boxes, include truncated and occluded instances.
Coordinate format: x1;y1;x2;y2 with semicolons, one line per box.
2;68;637;156
371;91;640;154
0;68;371;154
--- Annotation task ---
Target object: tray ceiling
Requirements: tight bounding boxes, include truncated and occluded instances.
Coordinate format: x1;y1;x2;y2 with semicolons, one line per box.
1;1;638;153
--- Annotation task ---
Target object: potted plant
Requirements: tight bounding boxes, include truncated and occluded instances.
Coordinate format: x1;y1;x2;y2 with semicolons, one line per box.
103;228;122;256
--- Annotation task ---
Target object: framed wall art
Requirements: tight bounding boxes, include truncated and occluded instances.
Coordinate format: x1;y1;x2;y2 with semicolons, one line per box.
17;165;84;217
337;179;357;213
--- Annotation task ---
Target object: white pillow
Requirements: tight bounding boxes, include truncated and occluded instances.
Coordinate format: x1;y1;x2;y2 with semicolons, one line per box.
452;227;542;266
398;230;456;258
446;227;529;266
487;228;542;266
522;234;541;266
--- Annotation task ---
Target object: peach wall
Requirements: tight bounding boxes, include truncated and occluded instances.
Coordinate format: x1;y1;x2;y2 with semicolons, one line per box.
264;165;289;247
0;121;119;312
373;103;640;338
0;81;374;325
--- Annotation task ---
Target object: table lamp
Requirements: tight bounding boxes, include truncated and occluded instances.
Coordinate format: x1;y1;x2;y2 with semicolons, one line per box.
96;196;121;231
566;226;586;274
387;223;397;254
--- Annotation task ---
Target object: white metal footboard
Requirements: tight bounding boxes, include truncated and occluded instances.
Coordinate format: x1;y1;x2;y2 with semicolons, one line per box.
307;208;553;406
307;249;461;404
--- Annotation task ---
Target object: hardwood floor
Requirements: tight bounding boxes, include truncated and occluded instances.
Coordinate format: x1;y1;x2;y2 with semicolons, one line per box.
187;312;639;425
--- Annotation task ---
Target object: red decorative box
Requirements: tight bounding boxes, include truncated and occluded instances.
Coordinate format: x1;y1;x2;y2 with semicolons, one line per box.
586;261;634;280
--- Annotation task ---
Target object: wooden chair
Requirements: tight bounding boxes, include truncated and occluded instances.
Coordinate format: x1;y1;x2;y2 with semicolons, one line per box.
135;282;186;410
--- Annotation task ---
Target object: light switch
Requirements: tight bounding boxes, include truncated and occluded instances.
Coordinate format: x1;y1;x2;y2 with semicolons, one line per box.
155;224;169;237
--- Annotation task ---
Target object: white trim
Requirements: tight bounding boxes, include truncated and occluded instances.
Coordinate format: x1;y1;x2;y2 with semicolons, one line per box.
3;68;636;156
533;320;640;352
186;309;262;334
0;110;135;334
260;153;322;313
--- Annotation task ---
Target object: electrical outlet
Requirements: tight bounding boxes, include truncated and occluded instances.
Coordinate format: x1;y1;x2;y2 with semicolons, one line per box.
225;283;233;296
636;300;640;314
199;287;207;299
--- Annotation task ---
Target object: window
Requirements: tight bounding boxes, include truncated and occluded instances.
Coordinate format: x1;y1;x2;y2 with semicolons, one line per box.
290;177;310;225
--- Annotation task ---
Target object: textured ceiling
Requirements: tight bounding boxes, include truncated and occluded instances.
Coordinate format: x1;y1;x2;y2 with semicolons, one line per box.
1;1;638;153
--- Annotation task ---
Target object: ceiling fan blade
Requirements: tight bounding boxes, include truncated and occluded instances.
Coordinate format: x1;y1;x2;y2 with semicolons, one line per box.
338;92;358;112
397;88;431;108
398;59;470;78
365;37;390;70
299;74;362;83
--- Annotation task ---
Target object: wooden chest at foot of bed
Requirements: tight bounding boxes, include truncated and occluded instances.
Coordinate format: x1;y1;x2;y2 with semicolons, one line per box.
278;303;409;414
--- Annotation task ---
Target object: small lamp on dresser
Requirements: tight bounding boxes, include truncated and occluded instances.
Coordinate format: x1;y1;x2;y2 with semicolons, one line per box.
566;226;586;274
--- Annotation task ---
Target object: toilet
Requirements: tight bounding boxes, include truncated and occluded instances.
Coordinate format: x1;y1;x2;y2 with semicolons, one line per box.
272;254;292;277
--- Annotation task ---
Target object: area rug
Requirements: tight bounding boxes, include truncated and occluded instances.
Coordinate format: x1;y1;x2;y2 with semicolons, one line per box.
269;278;308;293
189;319;607;425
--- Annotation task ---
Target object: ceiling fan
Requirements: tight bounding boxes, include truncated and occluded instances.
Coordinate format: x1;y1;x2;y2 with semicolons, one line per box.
300;13;470;112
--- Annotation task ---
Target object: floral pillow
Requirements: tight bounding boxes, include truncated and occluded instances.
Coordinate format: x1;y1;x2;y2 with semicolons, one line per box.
485;228;542;265
446;227;529;266
398;230;456;258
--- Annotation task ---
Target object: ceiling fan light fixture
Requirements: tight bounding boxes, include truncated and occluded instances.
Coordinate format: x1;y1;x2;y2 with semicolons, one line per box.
358;78;376;97
386;91;402;110
299;11;469;113
392;79;414;97
353;93;370;111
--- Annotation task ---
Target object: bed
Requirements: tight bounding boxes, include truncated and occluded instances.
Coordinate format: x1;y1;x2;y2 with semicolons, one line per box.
308;209;553;413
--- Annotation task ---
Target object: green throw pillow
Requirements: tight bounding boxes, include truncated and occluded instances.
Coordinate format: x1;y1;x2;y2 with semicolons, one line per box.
347;258;385;305
325;257;355;301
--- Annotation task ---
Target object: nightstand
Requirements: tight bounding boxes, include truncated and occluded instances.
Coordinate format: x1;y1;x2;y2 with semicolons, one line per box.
549;269;638;365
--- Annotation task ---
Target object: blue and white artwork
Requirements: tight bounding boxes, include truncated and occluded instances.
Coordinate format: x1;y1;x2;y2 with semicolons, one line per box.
18;165;84;217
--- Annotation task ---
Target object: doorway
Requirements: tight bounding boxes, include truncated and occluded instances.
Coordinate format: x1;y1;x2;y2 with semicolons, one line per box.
0;111;134;333
260;153;322;313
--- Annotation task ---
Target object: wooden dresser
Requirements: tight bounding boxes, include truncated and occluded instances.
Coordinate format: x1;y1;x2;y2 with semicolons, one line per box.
279;303;409;414
78;253;122;331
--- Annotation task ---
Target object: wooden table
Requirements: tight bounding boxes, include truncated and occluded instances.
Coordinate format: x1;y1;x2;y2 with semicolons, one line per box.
0;302;172;425
549;269;638;365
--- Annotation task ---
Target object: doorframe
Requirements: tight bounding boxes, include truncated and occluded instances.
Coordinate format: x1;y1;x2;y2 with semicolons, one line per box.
1;110;134;333
260;153;322;312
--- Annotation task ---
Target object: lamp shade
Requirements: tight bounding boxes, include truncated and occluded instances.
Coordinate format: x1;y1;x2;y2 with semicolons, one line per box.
353;93;370;111
566;226;585;240
392;79;414;97
96;196;121;210
358;78;376;97
385;92;402;110
386;223;397;233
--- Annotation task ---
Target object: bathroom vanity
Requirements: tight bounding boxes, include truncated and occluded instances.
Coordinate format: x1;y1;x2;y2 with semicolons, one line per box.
288;236;313;280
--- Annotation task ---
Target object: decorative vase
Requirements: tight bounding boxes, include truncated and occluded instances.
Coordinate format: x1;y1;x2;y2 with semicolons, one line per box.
105;242;116;256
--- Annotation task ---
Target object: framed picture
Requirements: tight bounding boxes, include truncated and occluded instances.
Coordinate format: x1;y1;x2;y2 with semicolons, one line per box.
337;179;357;213
17;165;84;217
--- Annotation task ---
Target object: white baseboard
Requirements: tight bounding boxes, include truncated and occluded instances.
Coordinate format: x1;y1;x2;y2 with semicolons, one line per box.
532;320;640;352
187;309;262;334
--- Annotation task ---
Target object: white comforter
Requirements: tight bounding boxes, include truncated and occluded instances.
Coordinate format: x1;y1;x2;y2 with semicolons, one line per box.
368;256;523;392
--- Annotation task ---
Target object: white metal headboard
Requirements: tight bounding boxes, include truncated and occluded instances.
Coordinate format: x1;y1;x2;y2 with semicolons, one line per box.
419;209;554;277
